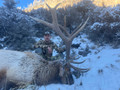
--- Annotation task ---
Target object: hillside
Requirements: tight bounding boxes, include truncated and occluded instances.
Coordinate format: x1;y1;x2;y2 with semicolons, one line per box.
24;0;120;12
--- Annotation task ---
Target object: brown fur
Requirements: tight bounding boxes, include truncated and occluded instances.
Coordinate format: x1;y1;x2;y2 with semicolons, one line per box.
33;61;74;85
0;69;7;90
0;69;18;90
24;52;36;59
33;61;61;85
0;69;6;82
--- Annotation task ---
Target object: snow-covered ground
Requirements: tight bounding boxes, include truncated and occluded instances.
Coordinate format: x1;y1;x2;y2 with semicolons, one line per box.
20;34;120;90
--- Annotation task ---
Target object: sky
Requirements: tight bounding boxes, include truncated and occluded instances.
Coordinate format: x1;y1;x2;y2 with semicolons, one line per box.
0;0;34;9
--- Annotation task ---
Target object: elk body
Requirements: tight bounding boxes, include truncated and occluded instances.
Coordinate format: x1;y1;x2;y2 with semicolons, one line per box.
0;50;76;89
0;50;43;85
0;49;88;89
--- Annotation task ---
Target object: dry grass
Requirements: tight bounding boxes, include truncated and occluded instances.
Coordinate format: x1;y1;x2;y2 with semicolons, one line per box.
80;39;86;43
97;56;100;59
98;69;103;74
110;64;114;68
115;60;120;63
91;46;96;50
118;55;120;57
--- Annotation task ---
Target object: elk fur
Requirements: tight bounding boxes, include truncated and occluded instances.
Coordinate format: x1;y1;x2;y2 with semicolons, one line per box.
0;68;7;89
0;49;68;87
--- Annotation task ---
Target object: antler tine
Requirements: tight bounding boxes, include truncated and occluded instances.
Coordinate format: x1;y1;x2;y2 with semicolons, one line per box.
59;24;70;37
46;3;61;10
69;64;90;73
55;0;66;9
70;55;81;60
70;60;86;64
64;15;66;27
71;17;89;40
71;22;83;35
46;3;51;10
54;3;61;9
29;16;53;28
69;54;86;64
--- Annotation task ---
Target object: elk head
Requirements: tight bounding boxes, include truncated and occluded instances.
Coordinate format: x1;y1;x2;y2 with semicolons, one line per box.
30;2;89;85
58;56;89;85
33;57;89;85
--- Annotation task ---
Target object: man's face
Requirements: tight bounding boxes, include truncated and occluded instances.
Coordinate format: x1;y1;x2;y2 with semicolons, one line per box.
44;34;51;42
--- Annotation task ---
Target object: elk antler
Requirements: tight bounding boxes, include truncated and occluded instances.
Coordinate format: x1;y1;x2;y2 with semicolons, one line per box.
70;60;86;64
30;3;89;60
69;63;90;73
29;16;53;29
69;57;89;73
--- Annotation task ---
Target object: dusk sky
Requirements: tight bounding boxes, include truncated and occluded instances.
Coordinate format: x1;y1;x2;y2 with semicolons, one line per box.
0;0;34;9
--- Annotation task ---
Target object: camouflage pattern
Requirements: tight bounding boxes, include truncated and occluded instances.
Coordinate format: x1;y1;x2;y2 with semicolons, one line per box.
34;40;65;60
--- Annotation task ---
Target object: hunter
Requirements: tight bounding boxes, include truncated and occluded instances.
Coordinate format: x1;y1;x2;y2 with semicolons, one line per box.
34;31;65;60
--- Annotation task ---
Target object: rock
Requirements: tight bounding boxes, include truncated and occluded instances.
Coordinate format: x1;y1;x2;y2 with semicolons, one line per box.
0;45;2;49
78;46;91;57
71;44;80;48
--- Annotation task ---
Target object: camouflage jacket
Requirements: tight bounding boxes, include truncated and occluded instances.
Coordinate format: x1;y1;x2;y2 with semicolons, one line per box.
34;40;65;60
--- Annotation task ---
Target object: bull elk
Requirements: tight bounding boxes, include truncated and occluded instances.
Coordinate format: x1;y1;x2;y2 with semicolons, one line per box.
0;50;88;89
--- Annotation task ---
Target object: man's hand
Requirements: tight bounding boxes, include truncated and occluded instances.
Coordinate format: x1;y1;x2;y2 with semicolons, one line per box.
48;47;52;54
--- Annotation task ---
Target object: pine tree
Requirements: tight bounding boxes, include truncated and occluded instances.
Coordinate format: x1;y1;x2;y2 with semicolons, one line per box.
2;0;17;9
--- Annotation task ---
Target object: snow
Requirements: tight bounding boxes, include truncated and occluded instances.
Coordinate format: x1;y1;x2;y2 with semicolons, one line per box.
78;46;120;90
20;34;120;90
51;36;62;46
90;22;104;30
110;22;120;29
0;37;6;41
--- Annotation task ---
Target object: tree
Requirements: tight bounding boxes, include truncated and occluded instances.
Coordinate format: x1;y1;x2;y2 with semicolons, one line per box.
2;0;17;9
0;7;36;50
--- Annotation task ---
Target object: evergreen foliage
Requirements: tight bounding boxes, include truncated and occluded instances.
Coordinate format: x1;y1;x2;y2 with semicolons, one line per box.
2;0;17;9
